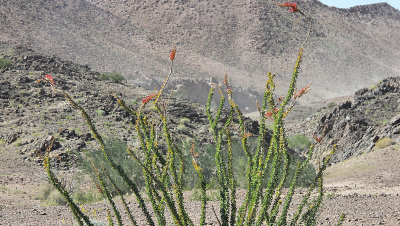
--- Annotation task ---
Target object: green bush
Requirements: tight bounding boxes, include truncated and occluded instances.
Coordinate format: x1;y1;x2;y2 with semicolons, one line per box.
288;134;311;152
176;123;188;133
37;183;53;201
0;58;12;69
99;71;125;83
375;137;394;149
72;188;102;204
190;189;219;201
327;102;336;108
96;109;106;116
179;117;190;124
79;139;145;194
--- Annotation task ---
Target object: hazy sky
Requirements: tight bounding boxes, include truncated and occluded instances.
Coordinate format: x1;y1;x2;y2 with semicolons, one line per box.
319;0;400;10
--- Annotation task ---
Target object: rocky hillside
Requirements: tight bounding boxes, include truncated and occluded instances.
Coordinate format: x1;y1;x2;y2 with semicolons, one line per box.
0;0;399;108
0;43;259;168
313;77;400;163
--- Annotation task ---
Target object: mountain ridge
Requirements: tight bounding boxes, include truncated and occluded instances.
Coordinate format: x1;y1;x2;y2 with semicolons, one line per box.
1;0;399;107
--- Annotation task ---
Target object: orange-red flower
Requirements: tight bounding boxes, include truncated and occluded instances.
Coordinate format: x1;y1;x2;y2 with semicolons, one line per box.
170;46;176;61
294;83;311;98
265;111;273;118
265;108;280;118
45;74;55;85
277;2;298;13
142;93;157;104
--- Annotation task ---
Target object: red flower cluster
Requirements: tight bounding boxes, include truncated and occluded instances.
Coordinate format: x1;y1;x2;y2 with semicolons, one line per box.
170;46;176;61
45;74;55;85
142;93;157;104
265;108;280;118
313;134;323;143
277;2;298;13
294;83;311;98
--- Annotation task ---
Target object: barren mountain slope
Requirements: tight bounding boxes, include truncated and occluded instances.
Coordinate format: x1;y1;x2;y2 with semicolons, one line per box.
1;0;399;105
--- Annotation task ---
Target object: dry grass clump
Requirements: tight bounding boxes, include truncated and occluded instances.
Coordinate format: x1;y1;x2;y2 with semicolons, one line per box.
375;137;394;149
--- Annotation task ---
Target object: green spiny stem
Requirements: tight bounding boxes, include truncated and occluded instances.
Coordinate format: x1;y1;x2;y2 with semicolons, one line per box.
95;167;123;226
278;162;302;226
226;131;237;226
107;209;114;226
250;120;282;224
172;144;193;226
278;146;313;226
44;137;92;226
198;168;207;226
269;149;290;223
206;87;215;125
127;148;183;226
115;96;137;117
336;214;346;226
301;177;323;225
63;91;155;226
269;130;291;224
253;137;282;225
102;167;138;226
214;94;225;130
280;48;303;111
290;147;335;226
145;173;166;226
214;132;229;225
156;104;191;225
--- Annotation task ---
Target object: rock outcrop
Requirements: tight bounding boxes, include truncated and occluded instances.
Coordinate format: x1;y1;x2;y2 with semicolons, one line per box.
314;77;400;163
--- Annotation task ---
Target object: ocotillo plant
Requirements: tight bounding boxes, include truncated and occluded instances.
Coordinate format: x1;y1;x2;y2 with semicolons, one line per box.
42;2;344;225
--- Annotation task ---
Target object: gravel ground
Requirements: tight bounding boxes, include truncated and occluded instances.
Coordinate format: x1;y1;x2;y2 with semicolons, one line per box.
1;143;400;225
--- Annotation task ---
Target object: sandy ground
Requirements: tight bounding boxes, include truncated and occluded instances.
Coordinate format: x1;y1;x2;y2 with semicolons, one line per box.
1;144;400;225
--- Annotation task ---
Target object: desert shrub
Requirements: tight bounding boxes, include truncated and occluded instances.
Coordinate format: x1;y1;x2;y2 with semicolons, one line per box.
375;137;394;149
99;71;125;83
46;189;68;206
96;109;106;116
0;137;5;146
369;83;378;91
288;134;311;152
179;117;190;124
37;183;53;201
176;123;188;133
190;189;219;201
327;102;336;108
38;183;68;206
72;188;103;204
79;139;145;194
0;58;12;69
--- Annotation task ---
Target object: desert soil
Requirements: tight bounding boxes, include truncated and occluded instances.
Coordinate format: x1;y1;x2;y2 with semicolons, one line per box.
1;141;400;225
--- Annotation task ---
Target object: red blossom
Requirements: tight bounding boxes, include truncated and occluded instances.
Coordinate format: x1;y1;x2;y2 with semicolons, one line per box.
265;108;280;118
313;134;323;143
45;74;55;85
294;83;311;98
277;2;299;13
170;46;176;61
142;93;157;104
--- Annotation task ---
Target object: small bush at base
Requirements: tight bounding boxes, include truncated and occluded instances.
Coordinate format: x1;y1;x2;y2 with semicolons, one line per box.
72;188;103;204
99;71;125;83
375;137;394;149
288;134;311;152
0;58;12;69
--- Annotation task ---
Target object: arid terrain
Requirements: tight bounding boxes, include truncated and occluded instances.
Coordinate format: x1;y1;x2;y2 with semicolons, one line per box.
1;0;400;225
1;0;400;106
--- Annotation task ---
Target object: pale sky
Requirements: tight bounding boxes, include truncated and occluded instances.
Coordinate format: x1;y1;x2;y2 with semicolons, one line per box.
319;0;400;10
